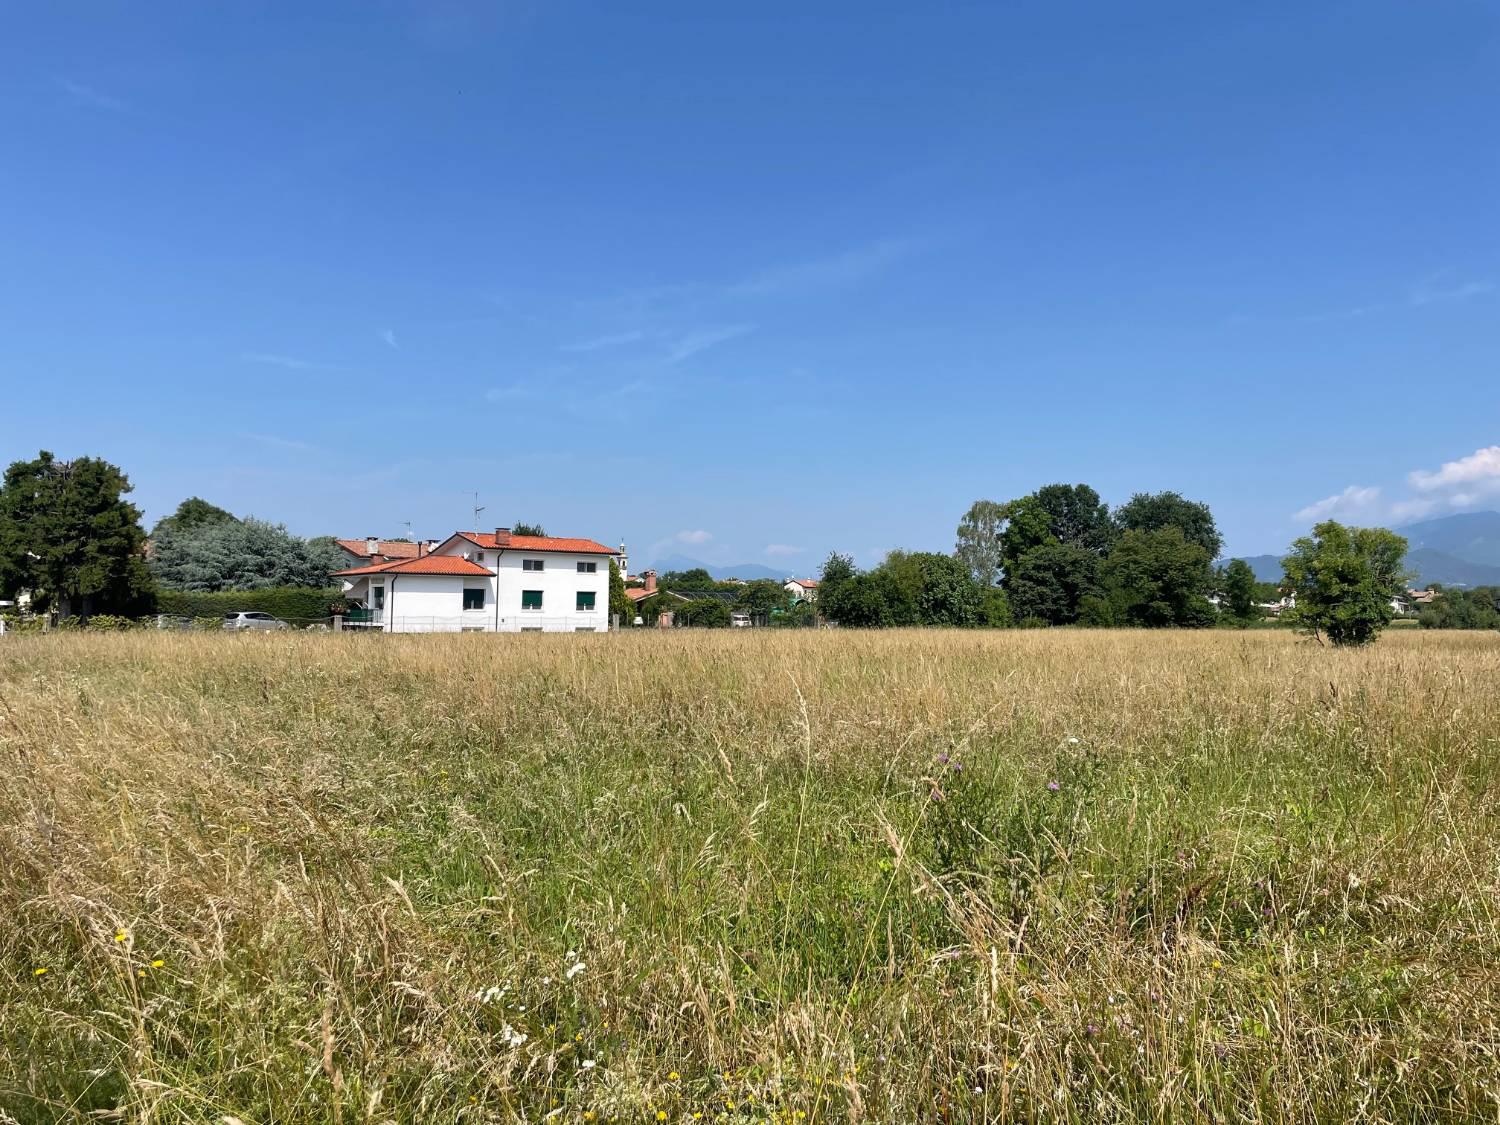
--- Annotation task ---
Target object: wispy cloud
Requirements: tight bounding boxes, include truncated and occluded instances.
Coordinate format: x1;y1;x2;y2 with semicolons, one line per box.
675;529;713;545
242;432;315;452
765;544;803;557
1293;485;1382;523
240;352;341;372
665;324;754;364
729;237;924;298
380;328;399;350
561;329;648;353
57;77;126;112
1410;276;1495;307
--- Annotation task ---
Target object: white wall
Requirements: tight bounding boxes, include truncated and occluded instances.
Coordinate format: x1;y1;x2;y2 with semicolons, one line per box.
431;538;613;633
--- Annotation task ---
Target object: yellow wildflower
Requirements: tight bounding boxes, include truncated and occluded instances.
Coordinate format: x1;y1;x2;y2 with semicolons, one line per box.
576;1032;584;1042
669;1071;680;1081
656;1111;667;1121
151;959;164;969
115;931;127;942
33;967;48;977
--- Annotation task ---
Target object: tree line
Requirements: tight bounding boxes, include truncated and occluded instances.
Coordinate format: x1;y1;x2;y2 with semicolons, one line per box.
817;484;1415;646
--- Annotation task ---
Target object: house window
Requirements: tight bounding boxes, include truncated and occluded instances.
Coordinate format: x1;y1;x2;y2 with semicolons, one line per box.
575;627;595;632
576;591;596;611
521;626;543;632
577;561;597;573
463;587;485;610
522;590;543;610
372;586;385;610
477;552;485;564
523;559;545;571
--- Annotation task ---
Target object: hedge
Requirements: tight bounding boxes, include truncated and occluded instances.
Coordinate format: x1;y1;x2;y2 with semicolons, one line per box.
155;587;344;624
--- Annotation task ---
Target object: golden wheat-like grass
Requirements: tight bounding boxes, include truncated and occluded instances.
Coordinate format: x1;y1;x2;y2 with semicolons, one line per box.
3;628;1499;1123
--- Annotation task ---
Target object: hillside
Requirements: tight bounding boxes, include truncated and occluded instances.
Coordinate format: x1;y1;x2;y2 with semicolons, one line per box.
1398;510;1500;568
644;554;789;581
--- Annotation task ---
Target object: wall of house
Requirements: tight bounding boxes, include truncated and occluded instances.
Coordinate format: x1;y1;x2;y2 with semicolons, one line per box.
386;574;491;633
433;538;613;632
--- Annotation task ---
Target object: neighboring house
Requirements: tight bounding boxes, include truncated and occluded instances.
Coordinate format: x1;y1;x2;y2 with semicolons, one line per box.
332;537;436;567
1408;588;1437;606
784;578;819;603
335;527;618;633
625;570;660;609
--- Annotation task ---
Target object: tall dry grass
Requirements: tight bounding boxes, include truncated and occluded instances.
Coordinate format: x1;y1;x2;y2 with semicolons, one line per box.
3;629;1499;1122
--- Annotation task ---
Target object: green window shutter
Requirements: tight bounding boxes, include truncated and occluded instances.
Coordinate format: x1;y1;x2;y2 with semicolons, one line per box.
576;591;596;611
522;590;543;610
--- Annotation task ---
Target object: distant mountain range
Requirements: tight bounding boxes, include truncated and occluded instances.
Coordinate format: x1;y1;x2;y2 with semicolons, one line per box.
1224;511;1500;588
642;554;794;582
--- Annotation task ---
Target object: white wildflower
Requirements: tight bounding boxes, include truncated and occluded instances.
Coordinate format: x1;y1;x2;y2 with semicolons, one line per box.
499;1022;528;1048
566;961;586;980
581;1059;597;1070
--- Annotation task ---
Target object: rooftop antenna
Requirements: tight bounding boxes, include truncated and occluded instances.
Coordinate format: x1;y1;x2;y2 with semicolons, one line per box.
403;520;413;541
472;491;485;529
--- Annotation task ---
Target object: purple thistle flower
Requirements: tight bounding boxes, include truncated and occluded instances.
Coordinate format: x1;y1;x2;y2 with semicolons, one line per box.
1047;780;1060;792
951;761;964;773
936;752;950;765
1086;1023;1100;1037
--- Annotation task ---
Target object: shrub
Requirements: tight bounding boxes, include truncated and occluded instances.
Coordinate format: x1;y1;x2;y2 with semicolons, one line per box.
155;587;342;625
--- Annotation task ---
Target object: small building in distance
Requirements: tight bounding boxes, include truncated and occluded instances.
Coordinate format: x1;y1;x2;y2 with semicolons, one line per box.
784;578;819;603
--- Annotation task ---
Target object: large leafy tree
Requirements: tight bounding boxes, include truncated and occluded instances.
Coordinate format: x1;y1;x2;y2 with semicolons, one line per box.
1100;528;1215;628
1282;521;1408;647
1222;558;1259;624
1005;543;1100;626
1114;491;1223;559
998;495;1056;577
0;451;155;618
734;579;790;615
150;517;347;591
818;551;857;609
152;497;235;537
1034;483;1116;555
954;499;1007;587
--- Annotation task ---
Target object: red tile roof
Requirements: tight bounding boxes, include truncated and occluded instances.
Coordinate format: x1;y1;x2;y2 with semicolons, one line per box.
789;578;819;588
625;587;657;601
334;555;494;577
456;531;619;555
334;538;423;559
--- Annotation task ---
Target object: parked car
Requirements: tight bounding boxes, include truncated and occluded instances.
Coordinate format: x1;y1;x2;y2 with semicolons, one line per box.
223;611;289;632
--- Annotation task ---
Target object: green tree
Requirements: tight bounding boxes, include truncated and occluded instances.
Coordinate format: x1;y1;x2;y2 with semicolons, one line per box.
1282;521;1409;647
1222;558;1258;624
954;499;1007;587
734;579;789;616
1004;543;1100;626
1114;491;1223;559
1034;483;1116;555
0;451;155;619
1418;587;1500;630
608;558;631;623
152;496;235;537
512;522;546;537
659;567;716;591
818;551;857;612
998;495;1056;578
981;586;1014;627
1100;527;1215;628
150;517;350;591
681;598;731;627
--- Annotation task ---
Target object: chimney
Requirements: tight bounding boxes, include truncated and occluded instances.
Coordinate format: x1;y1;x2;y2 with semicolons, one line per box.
366;536;379;555
494;526;512;545
644;569;657;594
417;541;428;558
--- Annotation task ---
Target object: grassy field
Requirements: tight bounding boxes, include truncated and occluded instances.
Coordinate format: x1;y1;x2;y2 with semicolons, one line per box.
3;629;1500;1123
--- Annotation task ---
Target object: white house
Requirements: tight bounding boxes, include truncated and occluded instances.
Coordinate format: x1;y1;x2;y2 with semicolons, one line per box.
784;578;819;603
335;527;618;633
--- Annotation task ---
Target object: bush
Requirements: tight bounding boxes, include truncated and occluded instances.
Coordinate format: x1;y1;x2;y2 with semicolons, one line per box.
155;587;342;625
85;614;135;631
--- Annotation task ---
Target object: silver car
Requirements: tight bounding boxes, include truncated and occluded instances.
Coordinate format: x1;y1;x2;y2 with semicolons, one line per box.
223;611;289;632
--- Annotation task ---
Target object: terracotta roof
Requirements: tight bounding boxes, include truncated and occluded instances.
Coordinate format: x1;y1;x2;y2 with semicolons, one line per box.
625;587;657;601
456;531;619;555
789;578;819;588
334;555;494;577
334;538;423;559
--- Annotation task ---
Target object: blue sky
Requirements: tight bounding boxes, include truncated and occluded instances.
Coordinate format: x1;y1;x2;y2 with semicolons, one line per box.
2;2;1497;568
